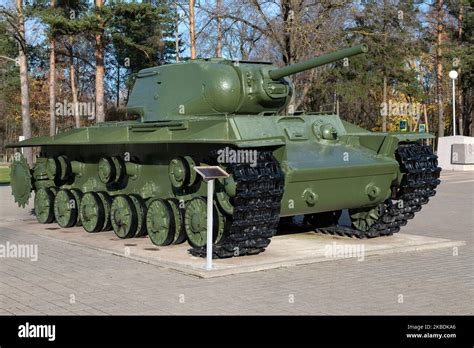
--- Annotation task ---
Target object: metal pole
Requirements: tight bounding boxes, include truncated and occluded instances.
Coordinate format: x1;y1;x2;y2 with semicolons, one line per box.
19;136;25;155
452;79;456;136
206;179;214;270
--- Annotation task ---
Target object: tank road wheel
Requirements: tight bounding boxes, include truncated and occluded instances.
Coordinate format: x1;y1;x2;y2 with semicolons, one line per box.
98;156;126;185
48;186;59;196
184;197;222;248
46;155;71;182
97;192;112;231
167;198;186;244
97;157;115;184
349;205;382;233
146;199;175;246
79;192;105;233
54;189;79;228
110;195;138;239
69;189;83;226
111;156;126;184
215;176;236;215
129;194;147;237
168;156;200;189
34;187;55;224
214;202;226;244
168;157;189;189
184;198;207;248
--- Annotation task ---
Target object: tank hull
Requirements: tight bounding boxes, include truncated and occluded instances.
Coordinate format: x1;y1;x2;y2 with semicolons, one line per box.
9;114;432;215
8;114;440;257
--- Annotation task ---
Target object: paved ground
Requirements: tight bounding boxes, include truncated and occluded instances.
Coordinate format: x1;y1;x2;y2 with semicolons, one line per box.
0;171;472;315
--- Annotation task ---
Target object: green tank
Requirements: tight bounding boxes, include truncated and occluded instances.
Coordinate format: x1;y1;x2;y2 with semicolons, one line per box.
8;44;441;258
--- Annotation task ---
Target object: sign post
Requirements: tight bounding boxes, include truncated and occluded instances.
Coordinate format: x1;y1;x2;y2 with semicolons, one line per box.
193;166;229;270
449;70;458;136
18;136;25;154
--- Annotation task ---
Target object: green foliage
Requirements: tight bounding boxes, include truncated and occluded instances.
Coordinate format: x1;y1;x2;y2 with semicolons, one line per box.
306;1;426;130
108;0;176;73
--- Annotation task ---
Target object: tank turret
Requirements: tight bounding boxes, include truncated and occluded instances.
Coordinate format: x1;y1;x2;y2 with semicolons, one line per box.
127;44;368;122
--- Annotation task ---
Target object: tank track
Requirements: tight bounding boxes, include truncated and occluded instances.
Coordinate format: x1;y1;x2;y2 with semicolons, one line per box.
313;141;441;237
190;150;285;258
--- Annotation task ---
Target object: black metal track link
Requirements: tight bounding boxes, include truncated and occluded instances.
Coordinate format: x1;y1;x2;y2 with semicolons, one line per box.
189;150;285;258
314;141;441;238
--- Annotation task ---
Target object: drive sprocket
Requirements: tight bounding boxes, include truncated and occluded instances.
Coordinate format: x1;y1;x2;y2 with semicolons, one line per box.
10;153;33;208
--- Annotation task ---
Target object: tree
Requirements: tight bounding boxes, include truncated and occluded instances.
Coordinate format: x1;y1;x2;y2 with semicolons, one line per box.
6;0;33;165
436;0;445;137
305;1;424;131
444;0;473;136
107;0;176;107
213;0;347;110
215;0;221;57
94;0;105;123
0;18;21;154
48;0;56;135
189;0;196;59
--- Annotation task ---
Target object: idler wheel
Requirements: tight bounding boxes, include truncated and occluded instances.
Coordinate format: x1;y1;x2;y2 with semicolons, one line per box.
80;192;105;233
111;195;138;239
129;194;148;237
34;187;55;224
54;189;79;228
146;199;174;246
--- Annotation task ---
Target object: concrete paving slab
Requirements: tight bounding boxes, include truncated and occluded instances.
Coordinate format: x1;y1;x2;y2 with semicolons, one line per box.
0;219;465;278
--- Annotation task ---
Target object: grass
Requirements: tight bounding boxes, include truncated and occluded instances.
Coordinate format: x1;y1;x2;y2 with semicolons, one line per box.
0;166;10;185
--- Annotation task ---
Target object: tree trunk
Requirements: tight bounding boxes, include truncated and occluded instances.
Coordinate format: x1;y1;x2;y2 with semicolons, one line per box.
281;0;294;113
116;61;120;107
94;0;105;123
175;0;179;63
436;0;444;137
457;4;464;135
382;75;387;132
16;0;32;165
215;0;222;58
68;37;80;128
382;0;388;132
189;0;196;59
49;0;56;136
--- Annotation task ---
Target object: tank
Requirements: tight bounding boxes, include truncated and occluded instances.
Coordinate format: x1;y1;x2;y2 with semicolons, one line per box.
7;44;441;258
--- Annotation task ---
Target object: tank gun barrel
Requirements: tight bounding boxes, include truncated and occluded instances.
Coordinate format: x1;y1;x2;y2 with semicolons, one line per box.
268;44;368;80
